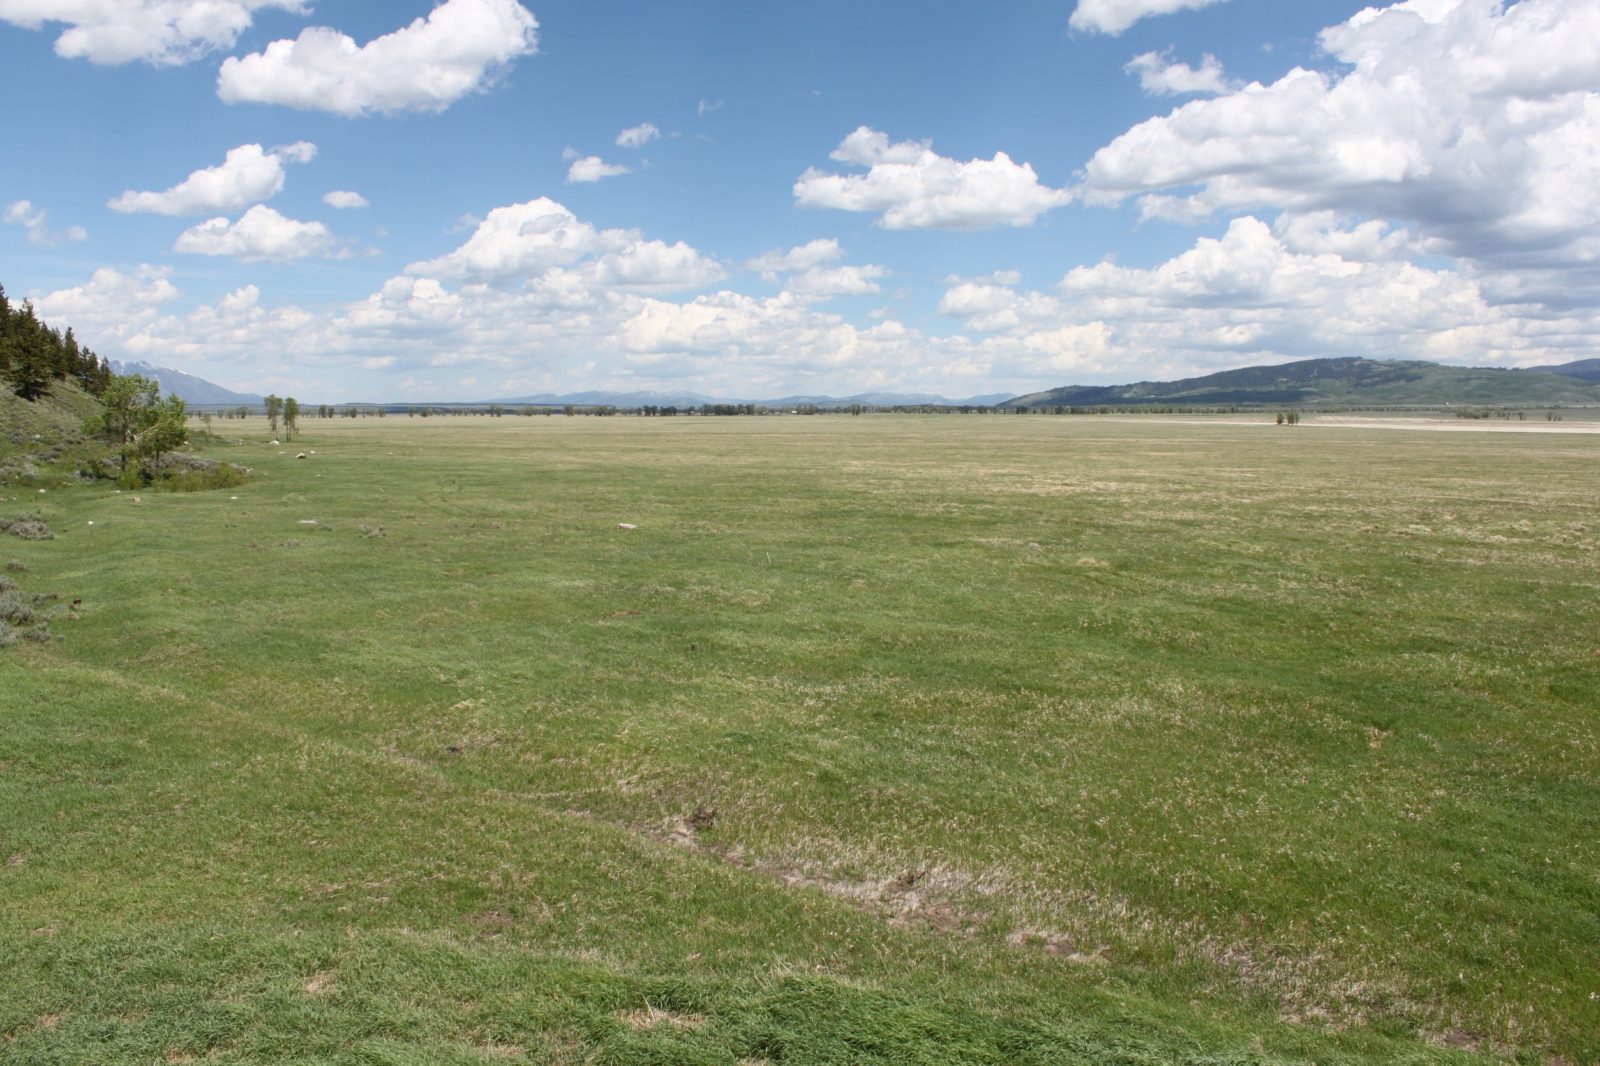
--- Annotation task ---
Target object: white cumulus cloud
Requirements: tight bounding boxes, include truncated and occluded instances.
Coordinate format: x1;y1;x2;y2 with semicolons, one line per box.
405;198;615;281
323;190;370;209
784;264;887;299
174;204;336;261
746;239;845;279
744;239;884;299
795;126;1070;230
216;0;538;116
1125;50;1233;96
109;142;315;216
615;123;660;149
37;204;1600;403
565;155;630;183
0;0;305;65
30;266;181;352
1069;0;1231;36
4;200;88;244
927;214;1597;380
404;197;722;293
584;240;725;292
1079;0;1600;288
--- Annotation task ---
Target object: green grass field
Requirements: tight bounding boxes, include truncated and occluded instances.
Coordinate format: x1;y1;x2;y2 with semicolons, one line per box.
3;414;1596;1064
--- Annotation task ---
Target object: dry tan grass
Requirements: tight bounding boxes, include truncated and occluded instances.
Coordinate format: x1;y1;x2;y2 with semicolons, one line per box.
617;1004;706;1031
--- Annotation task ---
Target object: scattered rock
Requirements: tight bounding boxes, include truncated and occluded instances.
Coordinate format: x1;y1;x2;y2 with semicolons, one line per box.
296;453;307;459
617;523;638;530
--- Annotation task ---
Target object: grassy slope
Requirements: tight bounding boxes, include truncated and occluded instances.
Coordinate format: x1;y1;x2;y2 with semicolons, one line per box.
1007;358;1600;408
0;381;103;478
2;414;1596;1064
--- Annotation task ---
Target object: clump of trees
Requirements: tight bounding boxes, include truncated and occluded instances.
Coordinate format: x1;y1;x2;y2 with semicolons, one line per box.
1;283;113;401
83;374;188;482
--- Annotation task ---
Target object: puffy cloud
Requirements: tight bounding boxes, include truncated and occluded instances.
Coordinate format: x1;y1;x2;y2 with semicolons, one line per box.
38;207;1600;403
615;123;660;148
795;126;1070;229
30;266;182;354
744;239;884;298
4;200;87;244
404;197;722;292
405;198;615;280
939;279;1060;333
1079;0;1600;282
1125;50;1233;96
1069;0;1230;36
323;190;370;209
174;204;337;261
583;241;725;292
746;239;845;279
109;142;315;216
0;0;305;65
217;0;538;116
42;174;1600;402
1272;211;1417;262
930;215;1596;378
784;264;887;298
565;155;630;183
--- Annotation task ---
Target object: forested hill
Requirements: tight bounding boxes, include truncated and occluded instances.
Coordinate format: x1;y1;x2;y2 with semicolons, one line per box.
1003;357;1600;409
1;283;113;402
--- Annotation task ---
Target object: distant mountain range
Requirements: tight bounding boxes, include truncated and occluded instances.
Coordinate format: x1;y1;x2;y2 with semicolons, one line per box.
1526;358;1600;383
105;356;1600;412
1004;357;1600;409
487;389;1014;408
109;361;263;406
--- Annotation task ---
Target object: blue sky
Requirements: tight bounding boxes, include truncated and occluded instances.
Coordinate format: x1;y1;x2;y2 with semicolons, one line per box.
2;0;1597;401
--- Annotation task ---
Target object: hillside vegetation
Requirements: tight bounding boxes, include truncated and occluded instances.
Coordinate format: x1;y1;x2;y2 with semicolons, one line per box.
1005;357;1600;408
0;380;106;485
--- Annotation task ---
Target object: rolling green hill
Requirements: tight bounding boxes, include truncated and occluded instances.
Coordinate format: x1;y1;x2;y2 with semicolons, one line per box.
1004;357;1600;409
0;381;104;483
1528;357;1600;383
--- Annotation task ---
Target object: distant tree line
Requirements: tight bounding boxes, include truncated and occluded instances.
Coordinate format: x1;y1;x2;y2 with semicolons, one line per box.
0;283;114;401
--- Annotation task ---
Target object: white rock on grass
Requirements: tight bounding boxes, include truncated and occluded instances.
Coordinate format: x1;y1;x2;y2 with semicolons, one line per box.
617;523;638;530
